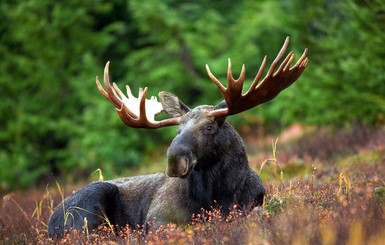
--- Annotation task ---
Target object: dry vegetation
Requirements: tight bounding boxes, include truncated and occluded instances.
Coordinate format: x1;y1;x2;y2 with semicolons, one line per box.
1;125;384;244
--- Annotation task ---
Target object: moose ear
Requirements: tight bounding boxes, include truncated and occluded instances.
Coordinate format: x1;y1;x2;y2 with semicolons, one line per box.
159;91;190;118
214;100;227;127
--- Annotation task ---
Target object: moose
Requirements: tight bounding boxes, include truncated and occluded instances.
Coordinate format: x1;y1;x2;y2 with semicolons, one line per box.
48;37;308;237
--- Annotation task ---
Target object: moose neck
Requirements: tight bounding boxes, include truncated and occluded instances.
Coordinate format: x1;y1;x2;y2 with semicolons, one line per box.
187;122;249;211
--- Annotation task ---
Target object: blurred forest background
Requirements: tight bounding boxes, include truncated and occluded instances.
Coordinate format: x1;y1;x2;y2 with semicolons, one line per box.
0;0;384;192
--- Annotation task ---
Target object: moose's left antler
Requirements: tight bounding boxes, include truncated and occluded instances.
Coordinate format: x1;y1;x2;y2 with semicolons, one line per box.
206;36;308;118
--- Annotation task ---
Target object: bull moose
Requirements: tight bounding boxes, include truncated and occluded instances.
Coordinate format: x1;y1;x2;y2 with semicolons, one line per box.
48;37;308;237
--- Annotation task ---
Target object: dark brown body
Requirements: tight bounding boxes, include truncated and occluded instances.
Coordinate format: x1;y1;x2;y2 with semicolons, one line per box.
48;105;265;237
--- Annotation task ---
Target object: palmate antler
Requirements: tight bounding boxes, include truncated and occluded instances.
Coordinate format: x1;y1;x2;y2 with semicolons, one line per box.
206;36;308;118
96;37;308;128
96;62;180;128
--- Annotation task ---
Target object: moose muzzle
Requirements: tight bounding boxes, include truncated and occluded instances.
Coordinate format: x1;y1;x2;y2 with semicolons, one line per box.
166;132;197;178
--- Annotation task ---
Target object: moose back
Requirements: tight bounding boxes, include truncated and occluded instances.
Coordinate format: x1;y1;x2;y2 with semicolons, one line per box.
48;37;308;237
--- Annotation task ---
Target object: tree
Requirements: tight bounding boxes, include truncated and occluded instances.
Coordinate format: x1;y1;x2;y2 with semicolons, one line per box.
0;0;113;190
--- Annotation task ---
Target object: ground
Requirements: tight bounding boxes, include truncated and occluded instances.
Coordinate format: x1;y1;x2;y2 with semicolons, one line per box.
1;124;384;244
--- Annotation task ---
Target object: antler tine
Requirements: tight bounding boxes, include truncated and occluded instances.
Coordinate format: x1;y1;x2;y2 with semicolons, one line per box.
266;36;290;77
139;87;149;124
96;76;108;98
275;51;294;75
292;48;308;70
112;83;137;118
247;55;267;94
227;59;246;103
96;61;122;108
125;85;134;99
205;64;226;96
205;62;233;118
104;62;123;108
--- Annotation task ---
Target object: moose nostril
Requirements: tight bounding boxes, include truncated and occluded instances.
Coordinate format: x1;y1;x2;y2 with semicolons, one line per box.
177;156;190;176
181;157;188;165
176;156;189;171
166;155;190;177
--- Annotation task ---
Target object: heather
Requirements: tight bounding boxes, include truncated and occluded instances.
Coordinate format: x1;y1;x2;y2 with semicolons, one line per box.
1;125;384;244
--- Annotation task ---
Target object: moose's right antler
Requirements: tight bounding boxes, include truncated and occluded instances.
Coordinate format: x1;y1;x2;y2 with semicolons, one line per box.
96;62;181;128
206;36;308;119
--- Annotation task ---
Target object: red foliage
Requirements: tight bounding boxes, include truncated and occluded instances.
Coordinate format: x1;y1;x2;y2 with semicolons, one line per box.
1;125;384;244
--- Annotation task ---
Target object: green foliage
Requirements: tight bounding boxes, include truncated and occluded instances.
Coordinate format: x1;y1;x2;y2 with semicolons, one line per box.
374;186;385;204
0;0;114;189
0;0;384;191
265;196;287;215
269;0;385;126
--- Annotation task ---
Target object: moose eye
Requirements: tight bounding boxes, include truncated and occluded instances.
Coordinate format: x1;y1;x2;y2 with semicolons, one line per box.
206;125;213;131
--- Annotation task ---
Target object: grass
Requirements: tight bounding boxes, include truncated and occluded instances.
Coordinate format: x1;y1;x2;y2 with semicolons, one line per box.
1;125;384;244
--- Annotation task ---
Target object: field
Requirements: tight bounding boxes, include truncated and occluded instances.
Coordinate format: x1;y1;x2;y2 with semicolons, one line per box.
1;125;384;244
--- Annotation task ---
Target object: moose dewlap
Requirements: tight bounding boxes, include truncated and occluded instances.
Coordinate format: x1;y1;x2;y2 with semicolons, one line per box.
48;37;308;237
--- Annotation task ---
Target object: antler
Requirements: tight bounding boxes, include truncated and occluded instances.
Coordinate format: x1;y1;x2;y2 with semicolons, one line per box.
96;62;180;128
206;36;309;118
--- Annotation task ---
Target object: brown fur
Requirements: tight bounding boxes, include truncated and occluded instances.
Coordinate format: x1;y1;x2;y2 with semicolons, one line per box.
48;94;265;237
